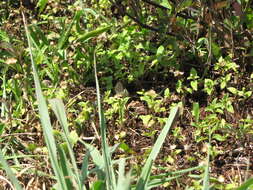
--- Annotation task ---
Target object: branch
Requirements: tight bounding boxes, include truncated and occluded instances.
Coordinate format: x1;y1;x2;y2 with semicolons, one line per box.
141;0;206;25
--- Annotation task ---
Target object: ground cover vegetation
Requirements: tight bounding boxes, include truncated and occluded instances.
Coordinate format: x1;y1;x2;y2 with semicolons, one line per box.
0;0;253;189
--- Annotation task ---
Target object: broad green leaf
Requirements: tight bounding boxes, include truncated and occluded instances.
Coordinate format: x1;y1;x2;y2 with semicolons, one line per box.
226;103;234;113
211;42;221;58
204;79;215;95
227;87;238;95
157;45;165;55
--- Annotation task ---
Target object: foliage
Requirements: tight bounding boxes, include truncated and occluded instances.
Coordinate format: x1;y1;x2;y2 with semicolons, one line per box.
0;0;253;189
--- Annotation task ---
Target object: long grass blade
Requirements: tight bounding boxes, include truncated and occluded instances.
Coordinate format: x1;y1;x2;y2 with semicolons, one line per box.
94;51;116;189
49;98;83;189
0;150;23;190
22;11;68;190
147;175;182;189
116;158;131;190
58;13;78;49
202;144;210;190
58;145;74;189
136;106;180;190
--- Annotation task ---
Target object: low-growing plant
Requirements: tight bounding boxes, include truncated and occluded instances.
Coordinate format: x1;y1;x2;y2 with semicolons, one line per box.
138;90;166;113
104;91;130;127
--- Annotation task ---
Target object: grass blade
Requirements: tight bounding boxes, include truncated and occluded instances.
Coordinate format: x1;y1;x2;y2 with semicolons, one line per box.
0;150;22;190
58;13;78;49
80;150;90;183
58;145;74;189
236;178;253;190
202;144;210;190
116;158;132;190
136;106;180;190
94;51;116;189
49;98;83;189
22;12;68;190
147;175;182;189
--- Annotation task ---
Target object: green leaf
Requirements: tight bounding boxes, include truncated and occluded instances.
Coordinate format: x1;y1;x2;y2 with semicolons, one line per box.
204;79;215;95
58;146;74;189
176;0;192;12
116;159;132;190
220;81;226;90
244;91;252;98
49;98;83;189
227;87;238;95
164;88;170;98
0;29;10;42
192;102;200;122
191;80;198;91
0;151;23;190
226;103;234;113
77;25;111;42
236;178;253;190
211;42;221;58
92;180;105;190
36;0;48;13
160;0;172;9
213;134;227;141
188;68;199;80
156;45;165;55
94;52;116;189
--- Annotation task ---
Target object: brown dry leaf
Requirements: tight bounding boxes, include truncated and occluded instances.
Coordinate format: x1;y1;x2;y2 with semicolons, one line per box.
127;100;147;115
5;57;17;65
146;89;157;97
213;1;228;10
